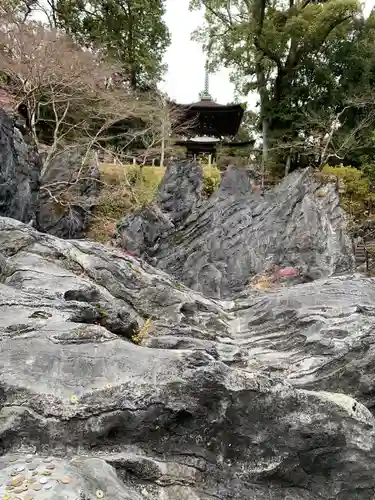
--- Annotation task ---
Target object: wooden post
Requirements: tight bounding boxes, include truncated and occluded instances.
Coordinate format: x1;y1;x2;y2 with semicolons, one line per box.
133;157;137;165
208;154;212;167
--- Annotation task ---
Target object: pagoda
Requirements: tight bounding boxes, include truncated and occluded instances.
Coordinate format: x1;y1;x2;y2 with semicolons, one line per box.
174;63;253;161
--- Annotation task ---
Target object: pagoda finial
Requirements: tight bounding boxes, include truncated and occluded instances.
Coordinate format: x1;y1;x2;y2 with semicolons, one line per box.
199;59;212;101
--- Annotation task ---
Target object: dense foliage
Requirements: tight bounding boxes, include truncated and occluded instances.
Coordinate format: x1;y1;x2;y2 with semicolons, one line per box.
51;0;170;91
321;165;375;222
190;0;375;179
0;3;180;174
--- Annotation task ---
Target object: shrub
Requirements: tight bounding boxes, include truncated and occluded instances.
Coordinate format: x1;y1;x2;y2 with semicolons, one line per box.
87;165;162;242
321;165;375;222
202;166;221;197
131;318;152;345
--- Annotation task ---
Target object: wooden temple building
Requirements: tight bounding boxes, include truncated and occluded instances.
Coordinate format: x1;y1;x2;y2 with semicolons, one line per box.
173;68;254;161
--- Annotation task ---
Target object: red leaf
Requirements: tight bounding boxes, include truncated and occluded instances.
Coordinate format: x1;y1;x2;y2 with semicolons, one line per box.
276;267;299;277
123;250;136;257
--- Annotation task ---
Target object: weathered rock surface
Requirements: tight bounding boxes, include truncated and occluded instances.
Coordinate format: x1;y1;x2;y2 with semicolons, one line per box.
116;159;202;259
36;148;101;239
0;453;142;500
116;163;355;298
0;109;41;223
1;217;375;499
223;276;375;413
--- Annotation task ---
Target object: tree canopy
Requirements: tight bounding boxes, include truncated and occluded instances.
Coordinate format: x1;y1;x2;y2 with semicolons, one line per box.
190;0;375;175
52;0;170;90
5;0;170;91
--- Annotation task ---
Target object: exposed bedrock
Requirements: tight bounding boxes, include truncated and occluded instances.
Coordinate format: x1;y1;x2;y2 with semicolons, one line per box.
116;162;355;298
0;217;374;499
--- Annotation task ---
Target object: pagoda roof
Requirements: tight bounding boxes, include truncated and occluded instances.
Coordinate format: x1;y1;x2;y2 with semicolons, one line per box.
187;99;233;108
175;139;255;149
174;99;245;137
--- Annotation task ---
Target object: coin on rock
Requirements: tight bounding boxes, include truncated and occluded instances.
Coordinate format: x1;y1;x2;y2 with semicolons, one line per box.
32;484;42;491
60;477;73;484
96;490;104;499
24;495;34;500
15;466;25;473
46;464;55;470
13;486;27;493
27;464;37;471
10;477;23;487
70;395;79;404
39;478;48;485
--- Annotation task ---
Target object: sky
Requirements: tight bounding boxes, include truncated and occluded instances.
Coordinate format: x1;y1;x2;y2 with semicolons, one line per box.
159;0;235;105
160;0;375;106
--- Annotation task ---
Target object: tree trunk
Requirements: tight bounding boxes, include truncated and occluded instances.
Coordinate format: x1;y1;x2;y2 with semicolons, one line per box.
160;136;165;168
256;61;269;189
285;152;291;176
29;108;39;148
261;117;269;189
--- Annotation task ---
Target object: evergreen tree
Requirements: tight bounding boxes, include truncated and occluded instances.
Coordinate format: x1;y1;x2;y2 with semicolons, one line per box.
52;0;170;90
190;0;375;173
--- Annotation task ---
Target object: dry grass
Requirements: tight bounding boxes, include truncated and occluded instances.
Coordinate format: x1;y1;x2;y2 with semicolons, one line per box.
87;163;221;243
99;163;166;186
250;275;272;290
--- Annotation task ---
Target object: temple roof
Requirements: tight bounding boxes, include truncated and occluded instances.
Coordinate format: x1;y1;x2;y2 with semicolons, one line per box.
174;99;245;138
175;139;256;153
188;99;229;108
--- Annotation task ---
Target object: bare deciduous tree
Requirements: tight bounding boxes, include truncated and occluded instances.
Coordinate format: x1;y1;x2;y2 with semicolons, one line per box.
0;9;186;177
0;9;193;237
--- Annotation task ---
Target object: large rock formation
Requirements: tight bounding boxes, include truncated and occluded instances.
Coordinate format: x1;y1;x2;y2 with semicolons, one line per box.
0;109;41;223
116;160;203;259
116;162;355;298
36;148;101;239
0;107;100;238
1;216;375;499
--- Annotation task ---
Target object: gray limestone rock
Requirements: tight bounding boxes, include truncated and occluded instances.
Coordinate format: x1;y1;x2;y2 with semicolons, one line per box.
153;159;203;224
1;217;375;499
0;453;143;499
116;159;202;258
116;163;355;298
226;275;375;413
36;148;101;239
0;109;41;223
